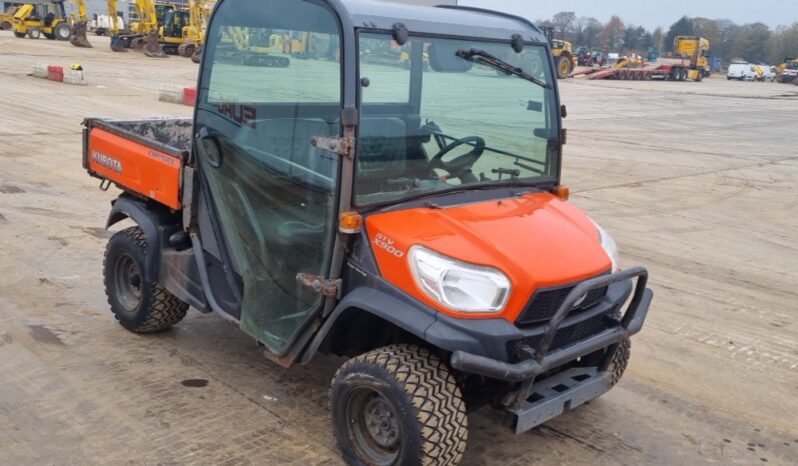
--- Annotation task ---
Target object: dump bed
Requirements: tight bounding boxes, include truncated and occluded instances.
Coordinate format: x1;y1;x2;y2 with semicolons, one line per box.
82;118;192;210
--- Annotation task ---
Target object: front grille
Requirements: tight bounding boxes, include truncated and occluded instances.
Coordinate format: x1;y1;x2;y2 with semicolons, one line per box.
507;310;618;362
516;281;608;327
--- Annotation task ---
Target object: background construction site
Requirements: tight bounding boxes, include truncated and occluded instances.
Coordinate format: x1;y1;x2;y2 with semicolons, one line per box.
0;0;797;464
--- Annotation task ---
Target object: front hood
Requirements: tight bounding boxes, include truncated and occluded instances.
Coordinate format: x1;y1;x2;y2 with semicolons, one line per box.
365;192;612;321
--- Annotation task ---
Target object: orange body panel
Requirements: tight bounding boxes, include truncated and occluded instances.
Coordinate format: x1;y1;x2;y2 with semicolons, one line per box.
366;192;612;323
88;128;183;210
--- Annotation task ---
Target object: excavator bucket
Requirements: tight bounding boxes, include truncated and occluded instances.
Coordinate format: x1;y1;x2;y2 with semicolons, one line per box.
143;30;167;58
69;22;93;48
190;44;203;64
110;35;128;52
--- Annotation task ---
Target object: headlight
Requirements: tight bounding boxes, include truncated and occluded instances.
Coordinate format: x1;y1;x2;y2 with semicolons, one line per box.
590;219;620;271
408;246;511;313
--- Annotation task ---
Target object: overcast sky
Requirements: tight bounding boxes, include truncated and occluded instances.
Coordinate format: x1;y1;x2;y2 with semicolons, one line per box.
459;0;797;30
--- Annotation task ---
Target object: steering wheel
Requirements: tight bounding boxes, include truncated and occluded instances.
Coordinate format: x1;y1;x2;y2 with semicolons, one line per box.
427;136;486;179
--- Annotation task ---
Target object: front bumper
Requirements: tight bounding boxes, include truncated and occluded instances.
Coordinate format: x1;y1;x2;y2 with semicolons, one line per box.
450;266;652;382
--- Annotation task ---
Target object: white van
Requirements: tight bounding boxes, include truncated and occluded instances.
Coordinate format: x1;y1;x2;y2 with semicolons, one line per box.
728;63;776;81
91;14;125;36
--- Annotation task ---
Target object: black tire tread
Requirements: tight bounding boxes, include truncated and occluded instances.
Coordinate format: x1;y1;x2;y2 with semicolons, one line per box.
608;339;631;386
331;344;468;466
104;226;188;332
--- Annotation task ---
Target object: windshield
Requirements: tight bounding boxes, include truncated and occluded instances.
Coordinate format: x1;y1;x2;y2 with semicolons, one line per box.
355;33;560;206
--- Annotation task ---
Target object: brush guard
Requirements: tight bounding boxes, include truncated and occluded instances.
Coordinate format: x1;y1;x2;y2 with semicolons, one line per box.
450;266;653;433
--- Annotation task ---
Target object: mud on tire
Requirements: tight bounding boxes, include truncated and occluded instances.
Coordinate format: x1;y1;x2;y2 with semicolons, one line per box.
104;226;188;333
329;344;468;466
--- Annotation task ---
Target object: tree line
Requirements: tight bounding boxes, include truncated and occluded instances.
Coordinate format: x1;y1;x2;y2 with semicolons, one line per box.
540;12;798;65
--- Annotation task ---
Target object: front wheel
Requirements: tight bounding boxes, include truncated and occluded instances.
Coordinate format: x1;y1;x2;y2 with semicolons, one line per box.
329;344;468;466
607;339;631;386
27;27;41;39
104;226;188;332
555;55;572;79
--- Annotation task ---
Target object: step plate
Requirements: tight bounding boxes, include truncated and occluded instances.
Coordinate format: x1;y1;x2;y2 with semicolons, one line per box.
507;367;612;434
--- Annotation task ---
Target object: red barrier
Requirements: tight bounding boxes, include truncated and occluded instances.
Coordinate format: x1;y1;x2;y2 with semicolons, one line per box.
183;87;196;106
47;65;64;82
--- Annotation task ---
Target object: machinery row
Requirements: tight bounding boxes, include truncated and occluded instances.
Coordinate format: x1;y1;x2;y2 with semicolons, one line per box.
543;30;798;85
1;0;214;60
2;1;796;84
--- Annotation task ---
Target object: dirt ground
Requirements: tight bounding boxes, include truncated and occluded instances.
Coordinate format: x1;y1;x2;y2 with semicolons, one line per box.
1;32;797;466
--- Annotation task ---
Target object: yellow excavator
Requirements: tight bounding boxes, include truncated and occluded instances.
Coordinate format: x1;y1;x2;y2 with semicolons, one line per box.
218;27;290;67
178;0;214;62
109;0;169;57
12;0;71;40
69;0;92;47
159;4;190;54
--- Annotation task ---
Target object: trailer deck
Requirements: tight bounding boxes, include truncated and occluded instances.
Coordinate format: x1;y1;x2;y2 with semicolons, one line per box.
571;58;702;81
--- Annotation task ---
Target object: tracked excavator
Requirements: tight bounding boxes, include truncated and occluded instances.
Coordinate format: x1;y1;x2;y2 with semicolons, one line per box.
219;26;290;67
69;0;92;47
110;0;168;57
178;0;214;62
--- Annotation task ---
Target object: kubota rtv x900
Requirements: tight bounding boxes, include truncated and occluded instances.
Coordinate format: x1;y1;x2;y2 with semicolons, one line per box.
83;0;654;464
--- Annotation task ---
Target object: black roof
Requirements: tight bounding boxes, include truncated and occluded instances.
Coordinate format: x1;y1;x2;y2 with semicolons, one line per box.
341;0;545;43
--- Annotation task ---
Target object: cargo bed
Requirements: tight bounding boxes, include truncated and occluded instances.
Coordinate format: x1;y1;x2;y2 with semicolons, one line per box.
82;118;193;210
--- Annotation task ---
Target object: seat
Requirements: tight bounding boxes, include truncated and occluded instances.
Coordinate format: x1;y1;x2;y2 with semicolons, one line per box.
357;117;407;191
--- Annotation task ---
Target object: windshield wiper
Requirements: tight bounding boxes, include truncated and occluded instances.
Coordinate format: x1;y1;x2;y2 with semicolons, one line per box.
456;48;551;89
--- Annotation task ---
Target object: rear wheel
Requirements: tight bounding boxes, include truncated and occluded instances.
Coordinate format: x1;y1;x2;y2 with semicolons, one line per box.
27;27;41;39
104;226;188;333
54;22;70;40
555;55;572;79
329;344;468;466
1;21;12;30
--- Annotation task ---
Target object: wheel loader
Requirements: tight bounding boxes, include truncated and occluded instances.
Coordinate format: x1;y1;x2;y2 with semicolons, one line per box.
11;0;71;40
81;1;654;464
541;26;576;79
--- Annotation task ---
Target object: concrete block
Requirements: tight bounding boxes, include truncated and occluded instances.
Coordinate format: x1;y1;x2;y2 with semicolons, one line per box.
63;69;88;85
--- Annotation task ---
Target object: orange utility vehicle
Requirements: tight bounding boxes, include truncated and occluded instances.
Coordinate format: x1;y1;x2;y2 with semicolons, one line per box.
83;1;653;464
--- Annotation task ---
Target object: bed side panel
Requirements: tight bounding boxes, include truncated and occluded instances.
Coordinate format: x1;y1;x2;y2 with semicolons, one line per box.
88;128;183;210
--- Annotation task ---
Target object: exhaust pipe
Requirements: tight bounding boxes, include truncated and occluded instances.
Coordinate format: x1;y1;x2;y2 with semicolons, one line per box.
69;21;92;48
143;30;167;58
